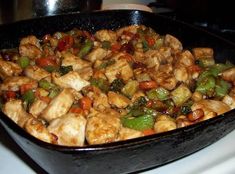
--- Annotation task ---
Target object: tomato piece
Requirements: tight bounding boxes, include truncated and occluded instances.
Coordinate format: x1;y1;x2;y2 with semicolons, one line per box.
146;100;154;108
20;83;33;94
35;57;57;68
5;91;16;100
145;36;155;47
57;35;74;51
80;96;92;110
139;81;158;90
188;64;202;72
143;129;155;136
70;107;83;114
111;43;121;52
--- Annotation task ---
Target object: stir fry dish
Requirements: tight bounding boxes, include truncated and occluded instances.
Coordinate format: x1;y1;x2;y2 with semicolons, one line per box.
0;25;234;146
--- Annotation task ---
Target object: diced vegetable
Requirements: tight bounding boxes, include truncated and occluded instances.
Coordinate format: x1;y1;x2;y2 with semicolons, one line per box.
98;59;115;69
48;88;60;98
197;58;215;68
59;65;73;76
20;83;33;94
121;114;154;131
147;87;169;101
78;39;93;58
57;35;74;51
17;56;30;68
110;78;125;92
39;80;55;90
22;90;35;105
215;79;231;98
196;76;215;96
5;91;16;100
35;57;57;68
171;84;192;106
90;78;109;93
80;96;92;110
101;41;111;49
121;80;139;97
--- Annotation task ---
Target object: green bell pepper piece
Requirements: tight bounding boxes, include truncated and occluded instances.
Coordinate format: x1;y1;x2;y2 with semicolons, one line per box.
147;87;169;101
215;79;231;98
196;75;216;96
121;114;154;131
78;39;93;58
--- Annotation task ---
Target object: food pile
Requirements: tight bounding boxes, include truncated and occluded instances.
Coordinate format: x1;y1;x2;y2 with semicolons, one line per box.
0;25;234;146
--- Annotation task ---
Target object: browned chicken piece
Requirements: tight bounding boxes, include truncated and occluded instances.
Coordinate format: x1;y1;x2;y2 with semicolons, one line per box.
105;58;133;82
154;115;177;133
117;127;144;141
95;29;117;42
0;59;22;79
108;91;131;108
52;71;90;91
150;71;177;90
144;50;161;71
222;95;235;110
24;117;57;144
47;113;87;146
20;35;41;48
0;76;37;91
24;65;50;81
158;47;172;63
40;88;74;122
164;34;183;53
221;67;235;85
19;44;42;59
2;99;31;127
176;50;195;67
61;52;91;71
87;87;110;111
77;66;93;81
86;109;121;145
192;47;214;59
174;65;190;83
191;99;230;116
85;47;111;63
29;99;48;117
116;25;143;36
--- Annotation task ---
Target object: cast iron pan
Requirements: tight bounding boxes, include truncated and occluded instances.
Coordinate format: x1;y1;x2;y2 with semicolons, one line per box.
0;10;235;174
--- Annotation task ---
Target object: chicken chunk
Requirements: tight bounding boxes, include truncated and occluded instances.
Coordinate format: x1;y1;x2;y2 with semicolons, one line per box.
108;91;131;108
95;29;117;42
24;65;50;81
222;95;235;110
105;58;133;82
117;127;144;141
192;47;213;59
48;113;86;146
176;50;195;67
2;99;31;127
77;66;93;81
191;99;230;116
154;115;177;133
0;76;37;91
87;87;110;111
29;99;48;117
24;117;57;144
85;47;110;63
61;52;91;71
0;59;22;79
86;109;121;145
174;66;190;83
19;44;42;59
40;88;74;122
52;71;90;91
20;35;41;48
144;50;161;71
164;34;183;53
221;67;235;85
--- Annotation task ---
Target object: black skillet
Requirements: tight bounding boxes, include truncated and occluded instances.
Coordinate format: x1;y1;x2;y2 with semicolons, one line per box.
0;10;235;174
